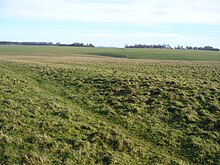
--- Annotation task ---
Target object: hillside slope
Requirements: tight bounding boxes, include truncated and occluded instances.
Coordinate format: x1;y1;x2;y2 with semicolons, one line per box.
0;56;220;164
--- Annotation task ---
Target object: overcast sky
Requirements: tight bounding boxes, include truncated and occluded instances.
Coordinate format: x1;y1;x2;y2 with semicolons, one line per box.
0;0;220;47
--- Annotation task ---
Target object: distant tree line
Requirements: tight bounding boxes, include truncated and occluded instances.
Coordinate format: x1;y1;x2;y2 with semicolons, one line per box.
0;41;95;47
125;44;172;49
55;42;94;47
0;41;54;46
125;44;219;51
185;46;219;51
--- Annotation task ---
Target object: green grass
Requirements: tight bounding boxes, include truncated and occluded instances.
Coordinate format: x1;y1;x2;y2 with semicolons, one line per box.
0;45;220;61
0;47;220;164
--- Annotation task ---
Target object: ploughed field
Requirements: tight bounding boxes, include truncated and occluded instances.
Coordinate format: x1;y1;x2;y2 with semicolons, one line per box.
0;46;220;164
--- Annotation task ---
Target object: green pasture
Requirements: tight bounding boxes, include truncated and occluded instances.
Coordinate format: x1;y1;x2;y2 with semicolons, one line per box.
0;46;220;61
0;47;220;164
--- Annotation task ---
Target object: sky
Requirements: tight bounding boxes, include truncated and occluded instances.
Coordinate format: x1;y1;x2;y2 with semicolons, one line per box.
0;0;220;47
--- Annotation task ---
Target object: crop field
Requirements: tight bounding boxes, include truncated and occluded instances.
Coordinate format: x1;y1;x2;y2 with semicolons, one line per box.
0;46;220;61
0;46;220;164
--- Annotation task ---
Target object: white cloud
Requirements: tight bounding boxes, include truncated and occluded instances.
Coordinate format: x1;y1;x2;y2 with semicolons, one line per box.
1;0;220;47
1;0;220;25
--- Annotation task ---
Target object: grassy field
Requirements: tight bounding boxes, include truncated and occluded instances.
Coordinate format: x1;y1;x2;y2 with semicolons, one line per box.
0;46;220;164
0;45;220;61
